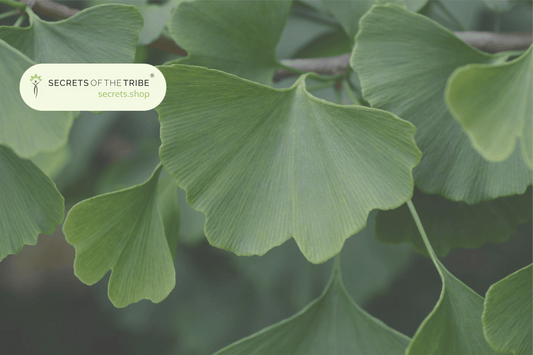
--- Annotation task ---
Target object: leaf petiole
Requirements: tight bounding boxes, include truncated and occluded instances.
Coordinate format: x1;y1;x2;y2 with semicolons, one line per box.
0;8;18;20
13;12;24;27
406;200;440;263
343;80;361;105
0;0;25;10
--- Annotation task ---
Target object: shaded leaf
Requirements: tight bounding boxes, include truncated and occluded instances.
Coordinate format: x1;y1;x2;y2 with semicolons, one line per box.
0;4;143;63
0;145;64;262
157;171;180;258
0;39;75;158
214;257;410;355
321;0;406;41
446;46;532;168
157;65;421;263
483;0;521;12
168;0;292;84
63;164;176;308
483;264;532;355
405;201;501;355
375;187;532;257
351;4;532;203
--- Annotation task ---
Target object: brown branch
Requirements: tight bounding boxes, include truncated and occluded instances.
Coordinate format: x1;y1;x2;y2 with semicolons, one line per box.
18;0;533;82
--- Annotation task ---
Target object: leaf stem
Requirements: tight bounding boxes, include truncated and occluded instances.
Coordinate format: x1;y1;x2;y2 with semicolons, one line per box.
434;0;466;31
343;80;361;105
0;8;17;19
13;12;24;27
0;0;25;10
334;84;342;105
406;200;439;264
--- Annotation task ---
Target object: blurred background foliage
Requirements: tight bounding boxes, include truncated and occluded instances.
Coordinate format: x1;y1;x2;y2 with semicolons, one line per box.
0;0;531;354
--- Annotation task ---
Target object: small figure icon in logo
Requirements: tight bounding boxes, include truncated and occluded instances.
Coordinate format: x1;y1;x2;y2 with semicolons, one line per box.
30;74;42;98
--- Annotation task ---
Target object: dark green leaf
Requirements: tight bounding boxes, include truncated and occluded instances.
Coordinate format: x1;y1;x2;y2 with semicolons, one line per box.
168;0;292;84
375;187;532;257
0;145;64;262
157;65;421;263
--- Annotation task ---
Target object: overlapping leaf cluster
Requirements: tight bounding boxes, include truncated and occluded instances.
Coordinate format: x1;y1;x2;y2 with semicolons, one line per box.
0;0;531;353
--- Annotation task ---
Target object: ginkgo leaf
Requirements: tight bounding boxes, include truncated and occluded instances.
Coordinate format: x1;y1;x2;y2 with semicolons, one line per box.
351;4;532;204
0;145;64;262
321;0;407;41
405;201;501;355
404;0;427;11
375;187;532;257
157;171;180;258
483;264;532;355
446;46;532;168
0;39;75;158
167;0;292;85
157;64;421;263
62;164;176;308
92;0;180;45
214;256;410;354
0;4;143;63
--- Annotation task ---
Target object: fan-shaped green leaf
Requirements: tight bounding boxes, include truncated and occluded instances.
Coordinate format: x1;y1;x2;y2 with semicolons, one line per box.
157;64;421;263
157;171;180;258
214;256;410;354
168;0;292;85
351;4;532;203
483;264;532;355
0;4;143;63
405;201;501;355
0;145;64;262
375;187;532;257
446;46;532;168
62;165;176;308
0;39;75;158
321;0;406;41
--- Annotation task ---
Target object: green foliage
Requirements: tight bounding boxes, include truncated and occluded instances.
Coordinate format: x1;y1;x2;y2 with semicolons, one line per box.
375;187;532;256
0;4;143;63
168;0;292;84
0;145;64;262
351;4;532;203
446;46;532;168
157;65;421;263
214;256;410;355
0;39;75;158
483;264;533;355
63;165;176;307
405;201;501;355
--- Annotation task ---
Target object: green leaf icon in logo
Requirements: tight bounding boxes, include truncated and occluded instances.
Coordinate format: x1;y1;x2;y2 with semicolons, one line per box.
30;74;41;98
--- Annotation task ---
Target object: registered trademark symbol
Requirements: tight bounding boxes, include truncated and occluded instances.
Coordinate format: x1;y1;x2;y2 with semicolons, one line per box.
150;73;155;78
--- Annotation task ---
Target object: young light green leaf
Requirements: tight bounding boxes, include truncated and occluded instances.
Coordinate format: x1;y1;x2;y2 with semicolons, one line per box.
0;39;75;158
0;4;143;63
446;46;532;168
0;145;64;262
405;201;501;355
157;65;421;263
321;0;407;41
483;264;532;355
214;256;410;354
375;187;532;257
62;165;176;308
168;0;292;85
351;4;532;203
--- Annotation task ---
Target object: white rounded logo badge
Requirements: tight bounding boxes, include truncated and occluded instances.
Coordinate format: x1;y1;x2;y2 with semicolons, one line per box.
20;64;167;111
